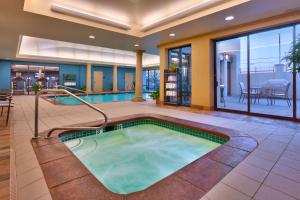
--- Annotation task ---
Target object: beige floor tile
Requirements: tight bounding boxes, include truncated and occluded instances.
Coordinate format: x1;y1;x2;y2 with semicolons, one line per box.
18;178;49;200
206;182;251;200
17;167;43;189
243;154;275;171
233;162;268;183
16;156;40;176
272;162;300;182
221;171;261;197
36;193;52;200
254;185;297;200
264;173;300;199
249;149;281;162
267;134;294;143
257;139;287;154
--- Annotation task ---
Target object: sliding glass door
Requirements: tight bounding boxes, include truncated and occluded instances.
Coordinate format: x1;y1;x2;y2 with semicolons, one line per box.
249;27;293;117
216;37;248;111
215;23;300;120
296;25;300;119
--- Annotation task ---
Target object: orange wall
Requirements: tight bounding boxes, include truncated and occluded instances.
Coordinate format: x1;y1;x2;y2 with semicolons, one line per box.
159;12;300;109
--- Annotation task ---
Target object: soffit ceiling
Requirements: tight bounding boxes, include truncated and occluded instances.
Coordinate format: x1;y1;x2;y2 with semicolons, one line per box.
1;0;300;64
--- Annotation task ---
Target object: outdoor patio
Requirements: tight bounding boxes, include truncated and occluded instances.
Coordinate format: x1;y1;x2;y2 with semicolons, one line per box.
218;96;299;117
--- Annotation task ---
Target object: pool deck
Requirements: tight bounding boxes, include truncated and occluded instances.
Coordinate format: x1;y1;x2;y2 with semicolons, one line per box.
7;95;300;200
31;114;256;200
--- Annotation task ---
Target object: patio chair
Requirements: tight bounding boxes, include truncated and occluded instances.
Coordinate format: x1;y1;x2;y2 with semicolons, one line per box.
271;82;291;107
239;82;247;103
239;82;260;104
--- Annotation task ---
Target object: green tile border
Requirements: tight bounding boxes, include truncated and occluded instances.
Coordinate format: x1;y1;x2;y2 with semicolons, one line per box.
60;119;228;144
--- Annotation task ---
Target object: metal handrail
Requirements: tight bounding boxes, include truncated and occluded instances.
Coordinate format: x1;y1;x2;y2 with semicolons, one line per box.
33;89;108;139
56;85;88;96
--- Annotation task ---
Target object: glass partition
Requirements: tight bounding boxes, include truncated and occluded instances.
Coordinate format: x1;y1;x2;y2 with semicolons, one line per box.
11;64;59;95
296;25;300;119
215;23;300;120
249;27;293;117
216;37;248;111
143;69;160;92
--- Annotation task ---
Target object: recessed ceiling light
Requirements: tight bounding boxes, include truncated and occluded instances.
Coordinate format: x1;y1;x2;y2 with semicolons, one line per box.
225;16;235;21
89;35;95;39
134;44;140;47
169;33;176;37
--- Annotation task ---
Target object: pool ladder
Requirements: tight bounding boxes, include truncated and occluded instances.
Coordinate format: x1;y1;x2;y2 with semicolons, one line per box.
33;88;108;139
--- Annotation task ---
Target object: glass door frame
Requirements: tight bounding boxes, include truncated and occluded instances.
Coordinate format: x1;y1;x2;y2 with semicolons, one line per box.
10;64;60;95
214;22;299;121
168;44;192;106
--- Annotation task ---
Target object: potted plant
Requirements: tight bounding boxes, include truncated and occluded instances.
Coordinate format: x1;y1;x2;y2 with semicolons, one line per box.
32;83;42;94
81;86;87;91
150;89;160;104
283;37;300;72
169;63;179;72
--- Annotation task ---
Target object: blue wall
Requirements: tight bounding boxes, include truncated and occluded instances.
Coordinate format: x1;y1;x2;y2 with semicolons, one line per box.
117;67;136;91
59;64;86;89
0;61;11;91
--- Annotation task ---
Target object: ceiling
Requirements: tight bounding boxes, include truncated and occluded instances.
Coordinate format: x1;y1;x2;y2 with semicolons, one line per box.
1;0;300;64
18;35;160;67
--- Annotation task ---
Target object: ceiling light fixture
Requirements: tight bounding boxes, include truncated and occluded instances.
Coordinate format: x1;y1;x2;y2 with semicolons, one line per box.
134;44;140;47
169;33;176;37
225;16;235;21
141;0;223;32
89;35;95;39
51;3;131;30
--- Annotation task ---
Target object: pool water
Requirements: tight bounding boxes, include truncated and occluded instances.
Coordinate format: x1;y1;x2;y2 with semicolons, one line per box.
64;124;220;194
52;93;150;105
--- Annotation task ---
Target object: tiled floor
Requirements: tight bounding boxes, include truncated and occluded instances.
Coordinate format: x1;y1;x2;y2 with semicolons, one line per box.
10;95;300;200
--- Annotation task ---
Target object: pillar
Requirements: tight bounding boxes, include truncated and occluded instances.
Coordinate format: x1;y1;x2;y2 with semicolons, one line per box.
132;50;145;102
113;64;118;92
86;63;92;92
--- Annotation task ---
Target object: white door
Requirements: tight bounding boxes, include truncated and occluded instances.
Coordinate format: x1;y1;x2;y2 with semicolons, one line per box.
125;72;134;91
93;71;103;92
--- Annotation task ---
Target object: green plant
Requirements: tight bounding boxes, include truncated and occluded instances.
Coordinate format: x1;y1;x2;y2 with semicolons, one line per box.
81;86;87;91
32;83;42;93
150;89;160;100
169;63;179;72
283;38;300;73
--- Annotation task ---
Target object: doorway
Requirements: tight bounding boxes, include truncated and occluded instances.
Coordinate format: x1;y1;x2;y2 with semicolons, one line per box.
125;72;134;91
168;45;192;106
93;71;103;92
11;64;59;95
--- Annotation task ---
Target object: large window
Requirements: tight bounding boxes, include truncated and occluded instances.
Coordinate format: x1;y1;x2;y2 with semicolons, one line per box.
11;65;59;95
249;27;293;117
215;23;299;120
143;69;160;92
216;37;248;111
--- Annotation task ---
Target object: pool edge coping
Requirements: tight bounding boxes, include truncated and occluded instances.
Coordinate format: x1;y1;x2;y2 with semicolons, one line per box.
31;114;258;200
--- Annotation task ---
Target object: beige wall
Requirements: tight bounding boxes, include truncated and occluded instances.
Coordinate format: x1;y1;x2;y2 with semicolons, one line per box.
159;12;300;110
